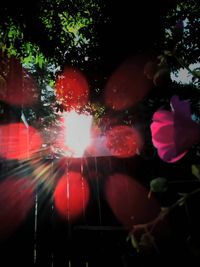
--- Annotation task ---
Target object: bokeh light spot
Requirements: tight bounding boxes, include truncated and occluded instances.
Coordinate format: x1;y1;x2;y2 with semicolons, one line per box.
0;57;38;106
105;125;142;158
54;172;90;221
105;173;160;229
55;67;89;111
0;177;34;240
104;57;151;110
0;123;42;160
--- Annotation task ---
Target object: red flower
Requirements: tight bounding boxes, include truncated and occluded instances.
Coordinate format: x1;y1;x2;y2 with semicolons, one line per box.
151;96;200;163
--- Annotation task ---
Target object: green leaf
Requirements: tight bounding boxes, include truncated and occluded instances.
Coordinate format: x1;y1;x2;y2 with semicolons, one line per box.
23;54;33;65
191;165;200;180
127;234;139;252
49;79;55;88
150;177;168;193
1;44;7;52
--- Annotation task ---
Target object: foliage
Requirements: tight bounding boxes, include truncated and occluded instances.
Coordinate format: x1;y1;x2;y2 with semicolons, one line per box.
0;0;102;66
164;0;200;65
0;0;103;138
38;0;102;65
0;19;46;68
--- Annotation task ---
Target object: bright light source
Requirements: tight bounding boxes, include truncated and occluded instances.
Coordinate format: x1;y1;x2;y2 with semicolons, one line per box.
63;110;93;157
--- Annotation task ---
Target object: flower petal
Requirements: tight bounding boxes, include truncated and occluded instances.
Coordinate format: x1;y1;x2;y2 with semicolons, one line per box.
152;110;173;123
157;143;187;163
151;123;175;146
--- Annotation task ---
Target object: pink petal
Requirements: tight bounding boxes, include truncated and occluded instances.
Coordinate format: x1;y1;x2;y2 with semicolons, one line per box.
151;96;200;163
152;110;173;122
151;124;175;146
158;143;187;163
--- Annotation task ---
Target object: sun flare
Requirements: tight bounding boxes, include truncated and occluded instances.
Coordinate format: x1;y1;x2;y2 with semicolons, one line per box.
63;110;93;157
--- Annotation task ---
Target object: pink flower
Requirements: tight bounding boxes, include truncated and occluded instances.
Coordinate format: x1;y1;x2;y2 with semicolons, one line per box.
151;96;200;163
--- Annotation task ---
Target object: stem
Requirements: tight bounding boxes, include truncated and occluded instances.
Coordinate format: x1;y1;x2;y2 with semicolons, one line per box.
169;180;200;184
130;187;200;234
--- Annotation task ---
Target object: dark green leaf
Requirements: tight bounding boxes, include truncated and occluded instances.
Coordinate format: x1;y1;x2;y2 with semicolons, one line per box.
150;177;168;193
